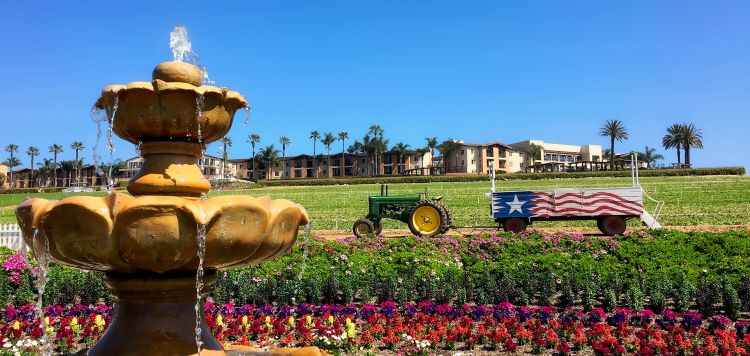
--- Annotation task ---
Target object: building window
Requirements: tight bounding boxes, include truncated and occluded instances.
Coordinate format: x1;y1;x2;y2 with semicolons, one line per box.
461;149;465;155
384;166;393;175
461;160;465;166
486;148;494;157
333;168;341;176
295;170;302;178
471;159;475;165
274;171;279;177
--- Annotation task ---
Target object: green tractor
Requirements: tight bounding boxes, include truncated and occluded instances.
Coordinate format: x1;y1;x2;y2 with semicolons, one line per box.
352;184;452;238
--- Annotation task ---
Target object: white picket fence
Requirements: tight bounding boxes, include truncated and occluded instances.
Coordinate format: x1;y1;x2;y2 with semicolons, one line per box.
0;224;26;250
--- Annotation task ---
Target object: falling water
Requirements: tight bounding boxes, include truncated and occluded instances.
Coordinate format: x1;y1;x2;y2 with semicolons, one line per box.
292;224;312;303
194;223;207;355
195;94;205;145
242;106;251;127
30;228;52;356
90;105;107;181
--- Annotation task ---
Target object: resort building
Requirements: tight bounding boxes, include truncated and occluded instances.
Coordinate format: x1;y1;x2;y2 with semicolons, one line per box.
122;154;235;181
509;140;603;172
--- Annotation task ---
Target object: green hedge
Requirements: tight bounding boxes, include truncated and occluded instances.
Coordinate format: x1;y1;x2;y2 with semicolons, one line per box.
2;230;748;317
0;187;66;194
257;166;746;187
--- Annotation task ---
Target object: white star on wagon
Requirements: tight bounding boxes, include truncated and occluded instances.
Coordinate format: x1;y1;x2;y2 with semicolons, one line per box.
506;194;526;214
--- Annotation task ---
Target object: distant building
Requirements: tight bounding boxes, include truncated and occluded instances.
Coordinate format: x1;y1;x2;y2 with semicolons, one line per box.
122;153;235;181
509;140;603;172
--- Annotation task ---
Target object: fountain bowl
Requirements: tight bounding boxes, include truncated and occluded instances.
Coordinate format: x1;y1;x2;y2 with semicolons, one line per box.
15;193;308;274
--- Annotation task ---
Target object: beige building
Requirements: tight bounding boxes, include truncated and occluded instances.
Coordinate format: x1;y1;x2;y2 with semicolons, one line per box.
509;140;603;172
122;154;235;181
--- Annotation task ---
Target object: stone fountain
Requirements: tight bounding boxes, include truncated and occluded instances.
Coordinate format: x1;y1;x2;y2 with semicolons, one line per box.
15;60;321;355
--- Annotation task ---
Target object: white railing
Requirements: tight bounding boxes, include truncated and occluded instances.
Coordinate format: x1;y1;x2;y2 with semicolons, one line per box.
0;224;26;250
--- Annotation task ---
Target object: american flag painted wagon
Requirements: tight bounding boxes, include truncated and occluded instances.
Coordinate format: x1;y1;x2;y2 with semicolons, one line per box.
490;187;660;235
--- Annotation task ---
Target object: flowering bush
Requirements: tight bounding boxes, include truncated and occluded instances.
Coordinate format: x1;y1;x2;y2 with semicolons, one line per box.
1;302;749;355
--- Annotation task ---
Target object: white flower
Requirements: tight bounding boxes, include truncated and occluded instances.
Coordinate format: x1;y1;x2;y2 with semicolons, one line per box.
340;254;348;261
3;342;11;348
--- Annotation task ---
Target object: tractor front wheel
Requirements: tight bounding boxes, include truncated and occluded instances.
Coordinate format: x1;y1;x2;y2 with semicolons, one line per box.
408;200;450;237
373;220;383;235
353;219;375;238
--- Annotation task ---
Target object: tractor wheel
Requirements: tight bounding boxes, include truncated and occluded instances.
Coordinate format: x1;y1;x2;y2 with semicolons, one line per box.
373;220;383;235
503;218;528;233
352;219;375;238
598;216;627;236
408;200;450;237
434;200;453;234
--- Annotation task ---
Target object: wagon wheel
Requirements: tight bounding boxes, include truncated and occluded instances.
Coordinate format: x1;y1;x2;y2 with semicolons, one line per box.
408;200;449;237
352;219;375;238
373;219;383;235
598;216;627;236
503;217;528;233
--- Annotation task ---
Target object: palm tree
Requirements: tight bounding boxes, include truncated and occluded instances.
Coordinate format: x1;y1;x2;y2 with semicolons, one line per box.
257;145;280;180
438;140;462;173
309;131;320;178
680;123;703;167
599;119;629;170
4;144;18;187
425;137;438;168
347;141;364;155
641;146;664;168
26;146;40;187
71;141;85;182
338;131;349;175
279;136;291;160
219;137;232;178
391;142;410;174
368;125;384;174
247;133;261;179
662;124;684;165
528;143;542;170
321;132;336;176
38;158;54;186
49;144;63;187
415;148;430;169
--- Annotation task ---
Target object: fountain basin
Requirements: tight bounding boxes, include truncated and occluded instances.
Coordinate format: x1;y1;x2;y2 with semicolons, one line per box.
94;62;247;145
15;193;308;274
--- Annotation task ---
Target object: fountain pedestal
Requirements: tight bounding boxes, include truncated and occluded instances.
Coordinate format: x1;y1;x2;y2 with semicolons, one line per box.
87;272;222;356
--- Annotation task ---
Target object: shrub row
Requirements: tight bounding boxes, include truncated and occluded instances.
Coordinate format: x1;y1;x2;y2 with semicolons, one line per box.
257;167;746;187
0;187;66;195
2;230;747;318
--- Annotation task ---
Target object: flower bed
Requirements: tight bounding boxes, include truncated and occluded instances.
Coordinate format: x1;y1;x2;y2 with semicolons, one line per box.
0;302;749;355
1;230;749;318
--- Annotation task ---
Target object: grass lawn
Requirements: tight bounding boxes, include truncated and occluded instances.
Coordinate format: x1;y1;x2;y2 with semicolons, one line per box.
3;175;748;230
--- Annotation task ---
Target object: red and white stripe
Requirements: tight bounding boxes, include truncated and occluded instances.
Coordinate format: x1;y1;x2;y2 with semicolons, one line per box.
528;188;643;217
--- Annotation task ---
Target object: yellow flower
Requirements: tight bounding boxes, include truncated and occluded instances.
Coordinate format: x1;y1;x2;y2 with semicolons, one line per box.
305;315;312;326
327;315;334;325
341;331;348;340
44;316;50;326
216;314;224;327
241;316;249;325
70;317;78;327
12;320;20;330
265;315;271;324
346;318;356;338
95;315;105;328
288;316;295;326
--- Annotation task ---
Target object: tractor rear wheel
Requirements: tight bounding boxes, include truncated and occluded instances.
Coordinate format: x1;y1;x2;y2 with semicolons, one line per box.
598;216;627;236
503;218;528;233
353;219;375;238
408;200;450;237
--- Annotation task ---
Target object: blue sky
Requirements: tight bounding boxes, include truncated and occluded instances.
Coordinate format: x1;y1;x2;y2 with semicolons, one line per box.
1;1;748;169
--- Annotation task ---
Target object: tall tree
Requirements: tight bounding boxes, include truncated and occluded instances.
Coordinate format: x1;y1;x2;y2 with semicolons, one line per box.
528;143;542;169
368;125;384;174
4;144;18;187
425;137;438;168
26;146;40;187
279;136;291;160
38;158;54;186
71;141;85;182
391;142;410;174
257;145;280;180
641;146;664;168
338;131;349;175
219;137;232;178
662;123;684;165
247;133;261;180
599;119;629;170
347;141;364;155
680;123;703;167
322;132;336;157
415;148;430;169
309;131;320;178
49;143;63;187
438;140;462;173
